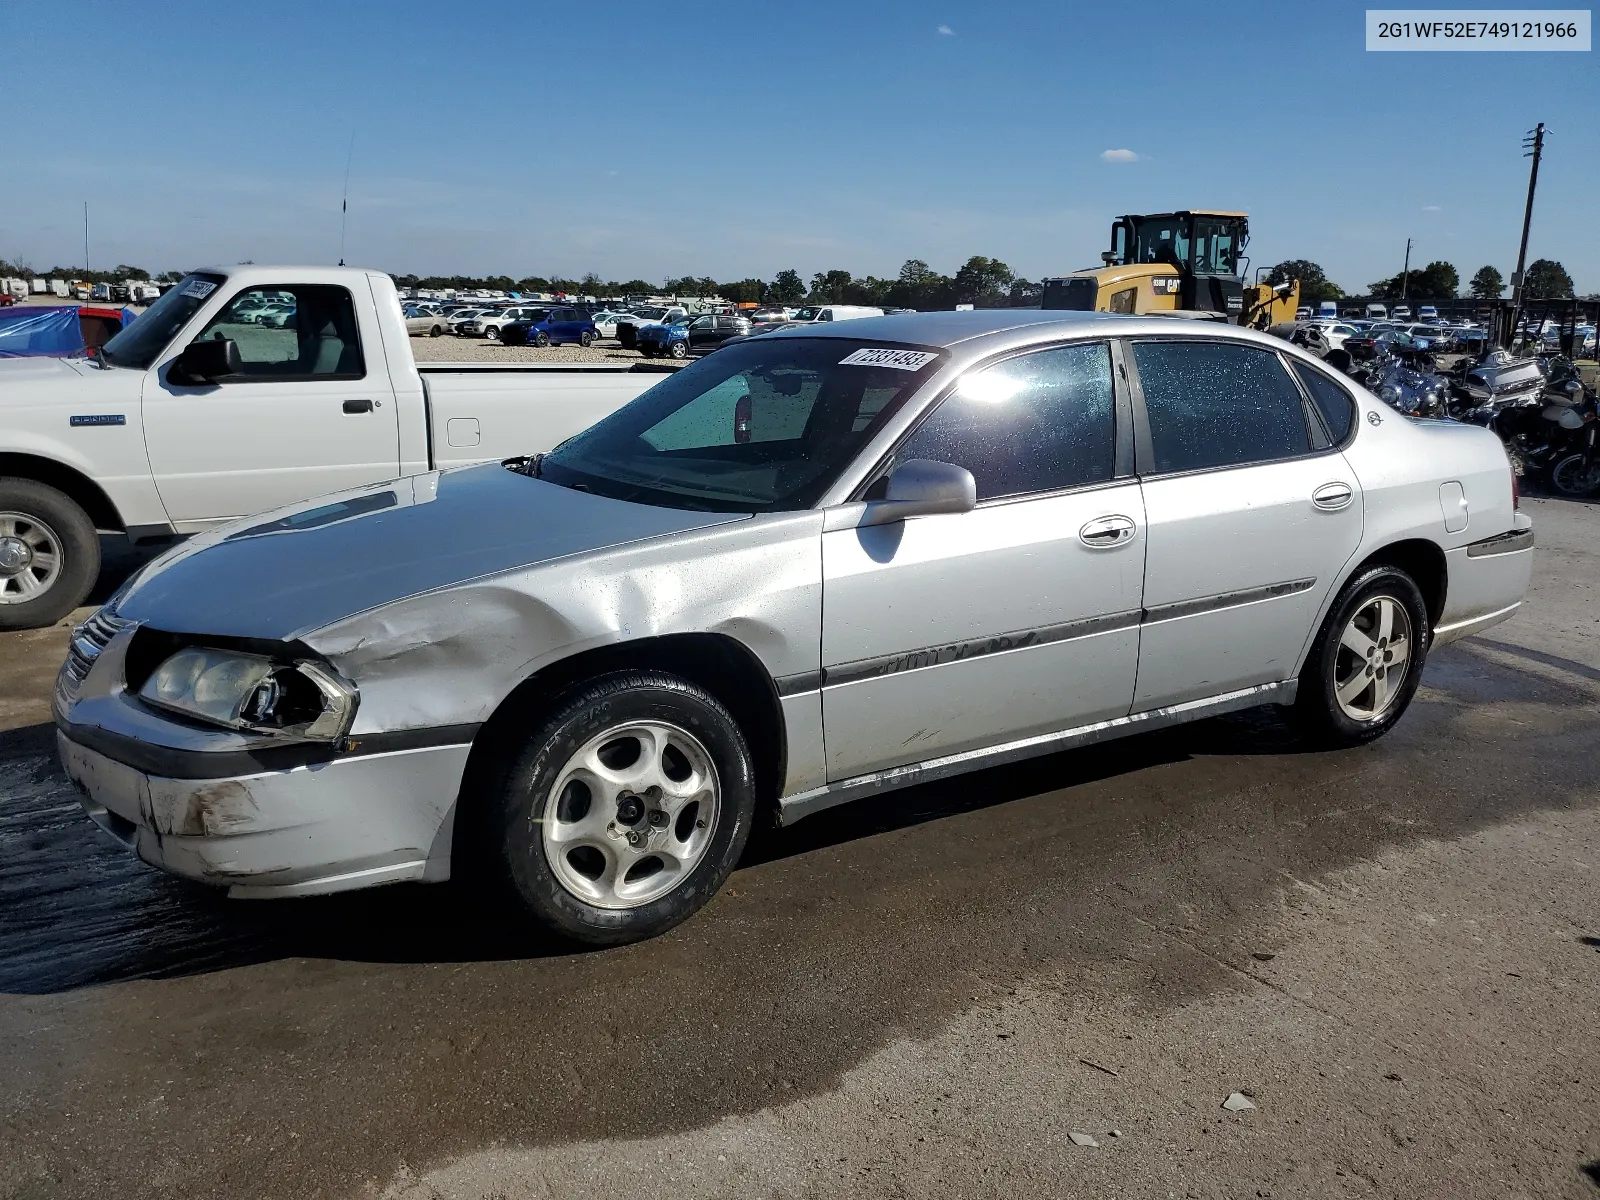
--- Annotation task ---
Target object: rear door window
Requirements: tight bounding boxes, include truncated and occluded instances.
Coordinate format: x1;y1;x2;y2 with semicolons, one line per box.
1131;340;1311;474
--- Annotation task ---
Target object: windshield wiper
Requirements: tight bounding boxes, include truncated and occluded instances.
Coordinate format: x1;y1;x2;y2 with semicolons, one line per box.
504;453;544;478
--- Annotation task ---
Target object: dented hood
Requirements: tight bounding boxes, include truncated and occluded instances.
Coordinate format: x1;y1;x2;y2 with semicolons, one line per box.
111;463;746;640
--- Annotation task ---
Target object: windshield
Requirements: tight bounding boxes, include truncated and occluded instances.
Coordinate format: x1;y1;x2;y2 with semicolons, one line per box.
538;337;946;512
101;273;226;369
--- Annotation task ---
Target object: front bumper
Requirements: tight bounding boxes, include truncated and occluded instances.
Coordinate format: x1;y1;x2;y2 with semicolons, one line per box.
59;730;471;897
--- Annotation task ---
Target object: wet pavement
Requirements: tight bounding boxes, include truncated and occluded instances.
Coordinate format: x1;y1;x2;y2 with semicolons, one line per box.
2;499;1598;1199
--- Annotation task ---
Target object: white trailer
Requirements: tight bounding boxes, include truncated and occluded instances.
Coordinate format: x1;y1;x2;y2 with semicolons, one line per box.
50;279;69;297
29;279;47;295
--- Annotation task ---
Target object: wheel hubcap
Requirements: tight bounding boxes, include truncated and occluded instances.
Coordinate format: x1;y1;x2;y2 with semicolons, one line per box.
0;513;64;603
1334;595;1413;721
540;720;720;909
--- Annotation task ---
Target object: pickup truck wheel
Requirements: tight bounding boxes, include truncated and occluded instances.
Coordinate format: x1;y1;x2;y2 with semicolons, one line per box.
1292;565;1429;748
668;340;689;359
0;479;100;630
489;670;756;946
533;331;550;348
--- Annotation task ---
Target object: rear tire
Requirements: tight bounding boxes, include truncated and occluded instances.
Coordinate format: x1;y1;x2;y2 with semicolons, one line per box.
1292;565;1429;748
429;324;442;337
669;340;688;359
485;670;756;946
1551;452;1600;496
0;478;100;630
579;331;593;348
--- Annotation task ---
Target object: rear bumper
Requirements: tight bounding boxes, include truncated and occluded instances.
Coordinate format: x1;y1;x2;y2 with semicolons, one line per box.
1434;517;1535;646
58;730;470;898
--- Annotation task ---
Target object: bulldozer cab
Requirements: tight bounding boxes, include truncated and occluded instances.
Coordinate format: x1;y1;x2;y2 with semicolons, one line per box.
1043;209;1295;328
1108;211;1246;275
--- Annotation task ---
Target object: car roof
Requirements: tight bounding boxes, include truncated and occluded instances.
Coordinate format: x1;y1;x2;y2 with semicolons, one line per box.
770;307;1187;348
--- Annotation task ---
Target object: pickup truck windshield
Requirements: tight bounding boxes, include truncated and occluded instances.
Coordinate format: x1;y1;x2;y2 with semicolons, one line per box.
101;273;227;369
539;338;946;512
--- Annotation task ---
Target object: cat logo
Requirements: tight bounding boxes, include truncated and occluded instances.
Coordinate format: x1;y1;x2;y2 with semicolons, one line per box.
1151;277;1181;296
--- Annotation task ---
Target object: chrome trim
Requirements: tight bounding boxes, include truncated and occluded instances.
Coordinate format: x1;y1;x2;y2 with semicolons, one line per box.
778;680;1299;824
1465;528;1535;558
1143;578;1316;625
774;670;824;698
1433;600;1523;644
821;608;1144;690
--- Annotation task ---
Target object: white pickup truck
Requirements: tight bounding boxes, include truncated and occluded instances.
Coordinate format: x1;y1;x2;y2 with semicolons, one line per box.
0;265;677;628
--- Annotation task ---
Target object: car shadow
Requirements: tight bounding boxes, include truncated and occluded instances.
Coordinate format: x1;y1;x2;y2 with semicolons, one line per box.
0;701;1316;996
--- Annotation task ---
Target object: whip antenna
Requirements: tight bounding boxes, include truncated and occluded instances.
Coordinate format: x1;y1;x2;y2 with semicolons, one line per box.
338;131;355;266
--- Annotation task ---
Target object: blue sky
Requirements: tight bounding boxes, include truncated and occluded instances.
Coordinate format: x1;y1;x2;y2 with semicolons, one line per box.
2;0;1594;291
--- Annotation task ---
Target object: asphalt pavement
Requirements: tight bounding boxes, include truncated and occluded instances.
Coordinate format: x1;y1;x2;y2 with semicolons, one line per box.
2;498;1598;1199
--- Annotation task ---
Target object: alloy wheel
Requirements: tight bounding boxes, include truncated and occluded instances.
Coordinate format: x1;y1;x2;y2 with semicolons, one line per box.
1333;595;1413;721
0;512;64;604
540;720;721;909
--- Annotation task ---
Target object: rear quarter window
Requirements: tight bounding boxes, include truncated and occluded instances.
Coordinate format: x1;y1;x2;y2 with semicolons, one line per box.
1292;361;1358;444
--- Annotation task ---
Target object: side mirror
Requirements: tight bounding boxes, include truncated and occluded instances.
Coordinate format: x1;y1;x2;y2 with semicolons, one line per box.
169;337;240;385
859;459;977;528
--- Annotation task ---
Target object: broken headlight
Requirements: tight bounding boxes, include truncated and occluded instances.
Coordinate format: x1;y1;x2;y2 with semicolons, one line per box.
139;647;357;742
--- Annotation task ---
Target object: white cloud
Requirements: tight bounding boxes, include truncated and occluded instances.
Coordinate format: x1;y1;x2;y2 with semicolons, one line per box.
936;24;954;35
1100;149;1140;163
1422;204;1442;211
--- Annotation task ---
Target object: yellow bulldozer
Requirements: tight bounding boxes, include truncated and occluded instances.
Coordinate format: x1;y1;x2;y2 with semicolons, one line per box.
1041;210;1299;329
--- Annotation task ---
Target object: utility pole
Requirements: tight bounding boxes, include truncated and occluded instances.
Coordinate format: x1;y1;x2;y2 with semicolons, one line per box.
83;201;89;273
1508;122;1546;348
1400;237;1412;300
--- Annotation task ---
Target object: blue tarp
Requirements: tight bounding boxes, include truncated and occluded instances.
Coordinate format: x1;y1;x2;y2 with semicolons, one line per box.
0;305;137;358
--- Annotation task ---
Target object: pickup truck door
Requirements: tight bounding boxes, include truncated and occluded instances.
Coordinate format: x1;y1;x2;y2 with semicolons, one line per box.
142;282;401;527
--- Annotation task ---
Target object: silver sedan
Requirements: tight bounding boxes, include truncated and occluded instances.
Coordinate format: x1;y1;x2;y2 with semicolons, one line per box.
56;311;1533;944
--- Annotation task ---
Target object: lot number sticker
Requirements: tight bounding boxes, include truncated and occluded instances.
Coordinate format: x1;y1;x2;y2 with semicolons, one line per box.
838;348;938;371
179;278;218;299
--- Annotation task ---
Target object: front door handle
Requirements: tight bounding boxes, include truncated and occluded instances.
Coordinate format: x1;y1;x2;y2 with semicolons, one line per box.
1079;514;1137;548
342;398;374;414
1312;482;1354;511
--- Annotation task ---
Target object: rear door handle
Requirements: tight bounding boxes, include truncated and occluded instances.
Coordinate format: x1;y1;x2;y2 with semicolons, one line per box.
1312;482;1353;511
1079;514;1137;548
342;398;374;414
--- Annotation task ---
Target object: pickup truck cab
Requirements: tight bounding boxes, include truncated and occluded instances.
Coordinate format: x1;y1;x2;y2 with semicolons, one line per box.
0;266;679;628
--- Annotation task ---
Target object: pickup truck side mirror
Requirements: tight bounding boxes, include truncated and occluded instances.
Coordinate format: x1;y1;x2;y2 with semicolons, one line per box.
859;459;977;528
169;338;241;385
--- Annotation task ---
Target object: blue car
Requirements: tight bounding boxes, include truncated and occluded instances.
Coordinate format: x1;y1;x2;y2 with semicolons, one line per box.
500;306;597;348
637;312;751;359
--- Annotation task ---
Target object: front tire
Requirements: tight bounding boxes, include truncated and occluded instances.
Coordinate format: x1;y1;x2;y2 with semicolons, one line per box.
1292;565;1429;748
0;478;100;630
487;671;756;945
485;326;501;343
533;331;550;348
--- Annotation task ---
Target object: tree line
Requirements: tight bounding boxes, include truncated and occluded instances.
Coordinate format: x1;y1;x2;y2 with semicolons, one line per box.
0;260;188;284
1265;257;1578;303
391;256;1042;307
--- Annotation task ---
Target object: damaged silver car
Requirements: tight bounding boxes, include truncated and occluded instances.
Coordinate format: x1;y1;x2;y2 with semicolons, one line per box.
57;312;1533;944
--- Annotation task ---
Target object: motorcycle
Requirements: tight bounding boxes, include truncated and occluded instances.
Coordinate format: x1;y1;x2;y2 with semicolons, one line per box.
1354;347;1450;418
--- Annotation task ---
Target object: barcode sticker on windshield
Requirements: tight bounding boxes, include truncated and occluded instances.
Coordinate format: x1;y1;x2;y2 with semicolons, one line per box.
179;279;217;299
838;348;938;371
